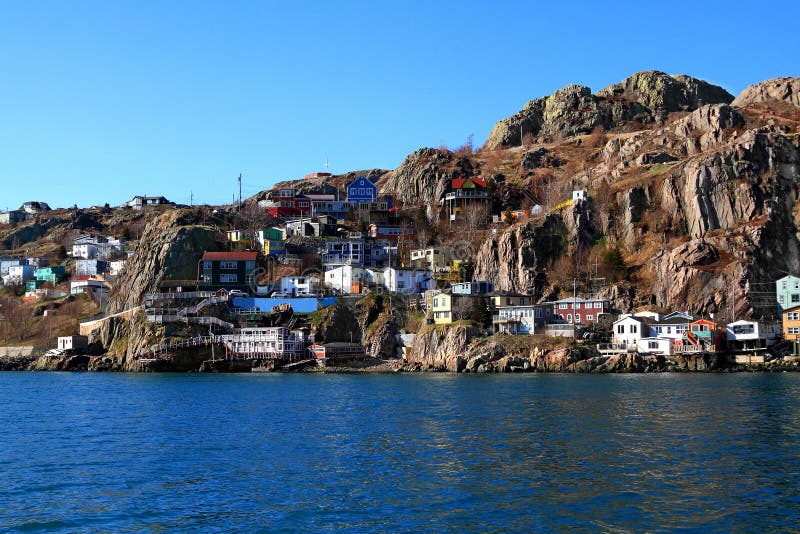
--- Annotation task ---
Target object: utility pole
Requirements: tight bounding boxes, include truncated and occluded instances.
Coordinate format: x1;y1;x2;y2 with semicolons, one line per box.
238;173;242;208
190;191;193;207
572;277;577;334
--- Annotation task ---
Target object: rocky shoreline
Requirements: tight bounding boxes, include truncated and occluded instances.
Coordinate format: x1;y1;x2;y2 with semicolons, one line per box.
3;349;798;374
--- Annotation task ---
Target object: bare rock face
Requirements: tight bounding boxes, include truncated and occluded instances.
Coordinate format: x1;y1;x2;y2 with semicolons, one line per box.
733;77;800;108
109;210;224;314
378;148;478;206
473;216;568;294
671;104;746;154
408;324;479;371
486;71;733;148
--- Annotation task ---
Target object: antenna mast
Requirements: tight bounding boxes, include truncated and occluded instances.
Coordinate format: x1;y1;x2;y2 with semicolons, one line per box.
238;173;242;208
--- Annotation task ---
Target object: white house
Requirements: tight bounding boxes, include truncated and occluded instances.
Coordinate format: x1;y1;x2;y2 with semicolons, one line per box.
72;236;126;260
636;337;673;356
409;248;451;272
71;279;107;296
493;303;556;335
612;315;650;348
57;335;89;351
648;311;697;342
279;275;320;297
726;320;781;351
110;260;126;276
382;268;433;294
3;264;34;285
324;266;383;294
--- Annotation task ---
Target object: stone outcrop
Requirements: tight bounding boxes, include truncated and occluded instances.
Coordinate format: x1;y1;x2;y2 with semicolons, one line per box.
378;148;478;206
408;324;479;372
486;71;733;148
733;77;800;108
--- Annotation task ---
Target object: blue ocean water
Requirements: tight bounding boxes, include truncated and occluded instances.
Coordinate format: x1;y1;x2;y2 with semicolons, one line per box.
1;373;799;532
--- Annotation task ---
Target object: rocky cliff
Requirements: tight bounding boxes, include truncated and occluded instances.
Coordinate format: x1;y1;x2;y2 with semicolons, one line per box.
108;209;224;313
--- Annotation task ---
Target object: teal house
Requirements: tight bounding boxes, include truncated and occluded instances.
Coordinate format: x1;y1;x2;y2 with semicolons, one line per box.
34;266;66;284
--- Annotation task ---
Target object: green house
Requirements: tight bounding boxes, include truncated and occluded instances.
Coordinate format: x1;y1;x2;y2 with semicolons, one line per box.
257;228;286;256
34;266;66;284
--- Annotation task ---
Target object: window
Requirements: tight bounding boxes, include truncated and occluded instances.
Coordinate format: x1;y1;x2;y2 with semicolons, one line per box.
648;341;659;349
783;282;787;289
245;261;255;270
220;274;238;283
202;274;212;283
203;261;212;270
220;261;237;270
567;314;572;322
559;303;568;309
398;281;405;289
793;294;800;303
780;296;785;304
788;312;800;321
631;324;637;334
788;327;800;335
617;325;624;334
575;314;581;323
587;315;593;321
434;298;438;307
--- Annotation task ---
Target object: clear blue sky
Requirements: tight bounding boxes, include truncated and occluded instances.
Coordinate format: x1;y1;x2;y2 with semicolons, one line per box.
1;1;797;209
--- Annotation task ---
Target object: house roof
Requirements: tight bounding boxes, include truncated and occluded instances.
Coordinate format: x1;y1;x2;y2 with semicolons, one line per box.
451;177;487;189
614;315;651;325
551;297;608;304
783;304;800;314
201;251;258;261
651;317;693;326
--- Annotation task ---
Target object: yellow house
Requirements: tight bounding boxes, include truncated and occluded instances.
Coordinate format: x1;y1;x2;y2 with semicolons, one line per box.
432;293;474;325
432;293;454;324
782;305;800;339
226;230;253;248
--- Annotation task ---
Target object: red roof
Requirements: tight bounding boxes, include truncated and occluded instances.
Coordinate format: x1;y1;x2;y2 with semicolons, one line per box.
451;177;487;189
305;172;332;179
202;251;259;261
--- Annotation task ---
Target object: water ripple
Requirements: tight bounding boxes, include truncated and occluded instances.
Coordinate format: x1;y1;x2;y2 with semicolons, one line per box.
0;373;799;531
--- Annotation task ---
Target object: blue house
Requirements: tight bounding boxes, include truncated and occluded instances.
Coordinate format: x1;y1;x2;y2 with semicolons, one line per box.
347;176;377;202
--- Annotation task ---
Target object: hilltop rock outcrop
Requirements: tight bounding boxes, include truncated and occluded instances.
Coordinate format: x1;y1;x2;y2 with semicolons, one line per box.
733;77;800;108
486;71;733;148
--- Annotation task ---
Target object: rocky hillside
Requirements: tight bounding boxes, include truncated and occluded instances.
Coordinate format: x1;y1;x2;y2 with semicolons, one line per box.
373;73;800;321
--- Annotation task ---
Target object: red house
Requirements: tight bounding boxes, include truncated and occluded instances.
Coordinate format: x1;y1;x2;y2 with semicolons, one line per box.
550;297;611;324
263;188;312;218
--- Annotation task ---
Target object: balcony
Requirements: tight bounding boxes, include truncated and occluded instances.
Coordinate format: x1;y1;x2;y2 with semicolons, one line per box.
443;190;492;202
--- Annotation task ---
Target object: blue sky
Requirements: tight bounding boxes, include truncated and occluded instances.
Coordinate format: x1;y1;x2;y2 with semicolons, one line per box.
0;1;797;209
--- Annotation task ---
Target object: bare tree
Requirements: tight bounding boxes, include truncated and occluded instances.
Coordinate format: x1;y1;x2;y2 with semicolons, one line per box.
451;296;474;322
460;203;492;251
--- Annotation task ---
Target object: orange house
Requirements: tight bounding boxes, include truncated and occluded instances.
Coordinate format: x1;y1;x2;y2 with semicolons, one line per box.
687;318;727;351
782;305;800;340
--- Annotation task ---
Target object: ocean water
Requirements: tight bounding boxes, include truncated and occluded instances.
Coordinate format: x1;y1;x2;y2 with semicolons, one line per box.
1;373;799;532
